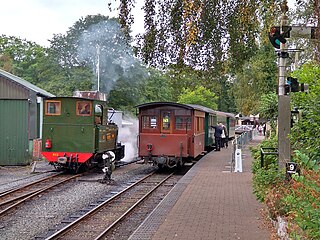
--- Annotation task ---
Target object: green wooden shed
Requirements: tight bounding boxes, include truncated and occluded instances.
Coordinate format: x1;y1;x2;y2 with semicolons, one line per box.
0;69;54;165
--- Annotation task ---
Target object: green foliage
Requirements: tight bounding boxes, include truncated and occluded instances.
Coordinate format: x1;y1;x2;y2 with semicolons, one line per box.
251;136;284;202
252;138;320;239
252;163;284;202
138;68;174;103
283;152;320;239
108;67;174;113
0;35;47;83
258;93;278;132
177;86;218;110
233;45;278;115
290;62;320;161
226;0;260;73
135;1;260;72
164;65;235;111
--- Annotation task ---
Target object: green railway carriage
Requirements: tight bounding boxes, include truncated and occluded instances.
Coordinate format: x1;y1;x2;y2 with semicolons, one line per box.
187;105;235;150
41;97;125;172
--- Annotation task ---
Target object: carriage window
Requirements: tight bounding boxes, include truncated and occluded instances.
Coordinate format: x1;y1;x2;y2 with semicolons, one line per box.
142;116;157;129
95;105;102;124
162;111;171;130
45;101;61;115
196;117;204;132
77;101;92;116
175;117;191;130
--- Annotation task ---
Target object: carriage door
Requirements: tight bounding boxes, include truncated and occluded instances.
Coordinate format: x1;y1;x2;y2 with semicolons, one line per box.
161;111;171;133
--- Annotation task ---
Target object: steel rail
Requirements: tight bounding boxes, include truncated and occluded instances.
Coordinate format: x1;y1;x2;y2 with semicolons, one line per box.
45;171;158;240
0;174;81;217
94;172;174;240
0;173;61;198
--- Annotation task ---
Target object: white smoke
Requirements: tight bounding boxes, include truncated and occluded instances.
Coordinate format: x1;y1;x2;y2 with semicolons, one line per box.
77;19;137;93
118;114;139;162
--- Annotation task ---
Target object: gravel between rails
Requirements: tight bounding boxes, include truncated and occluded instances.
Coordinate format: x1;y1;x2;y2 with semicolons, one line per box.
0;162;57;192
0;160;156;240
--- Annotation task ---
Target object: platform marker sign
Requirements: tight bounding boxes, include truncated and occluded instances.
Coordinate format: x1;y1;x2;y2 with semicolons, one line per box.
286;162;298;174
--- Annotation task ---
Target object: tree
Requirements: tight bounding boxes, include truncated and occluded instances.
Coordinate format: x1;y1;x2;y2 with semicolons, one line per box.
290;62;320;161
0;35;47;84
258;93;278;131
139;68;174;103
108;67;175;113
178;86;218;110
290;0;320;62
233;45;278;115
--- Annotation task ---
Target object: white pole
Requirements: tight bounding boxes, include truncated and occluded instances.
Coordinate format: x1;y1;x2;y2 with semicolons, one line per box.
96;44;100;92
234;149;242;172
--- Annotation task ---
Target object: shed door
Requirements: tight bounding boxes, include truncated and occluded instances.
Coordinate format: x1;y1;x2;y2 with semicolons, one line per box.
0;100;29;165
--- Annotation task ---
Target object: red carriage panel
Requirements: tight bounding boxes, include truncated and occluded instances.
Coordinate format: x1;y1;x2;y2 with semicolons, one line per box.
192;133;206;157
136;102;207;168
139;133;189;157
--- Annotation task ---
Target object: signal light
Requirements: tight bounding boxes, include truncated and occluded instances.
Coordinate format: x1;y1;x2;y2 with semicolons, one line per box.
287;77;299;92
268;26;287;49
286;77;309;94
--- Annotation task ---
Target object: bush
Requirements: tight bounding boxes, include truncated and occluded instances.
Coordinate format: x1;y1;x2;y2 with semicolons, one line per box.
252;163;284;202
251;136;284;202
252;145;320;239
283;152;320;239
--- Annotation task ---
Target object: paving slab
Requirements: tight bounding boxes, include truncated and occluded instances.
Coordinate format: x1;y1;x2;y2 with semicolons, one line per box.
129;134;271;240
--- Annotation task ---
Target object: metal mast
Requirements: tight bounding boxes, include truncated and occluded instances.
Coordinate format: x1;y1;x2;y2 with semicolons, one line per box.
278;0;291;168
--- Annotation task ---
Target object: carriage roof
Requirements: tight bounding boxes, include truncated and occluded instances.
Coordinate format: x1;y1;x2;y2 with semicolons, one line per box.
136;102;234;118
135;102;209;112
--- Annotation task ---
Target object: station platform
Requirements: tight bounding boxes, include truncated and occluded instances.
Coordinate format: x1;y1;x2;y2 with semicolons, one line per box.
129;134;272;240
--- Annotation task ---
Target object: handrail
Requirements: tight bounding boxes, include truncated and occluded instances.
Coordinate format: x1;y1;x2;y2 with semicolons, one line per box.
260;147;278;168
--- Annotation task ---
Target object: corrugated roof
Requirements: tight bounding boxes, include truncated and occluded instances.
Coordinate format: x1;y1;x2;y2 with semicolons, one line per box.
0;69;55;97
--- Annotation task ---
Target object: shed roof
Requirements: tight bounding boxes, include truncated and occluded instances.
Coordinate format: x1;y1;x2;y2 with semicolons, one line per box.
0;69;55;97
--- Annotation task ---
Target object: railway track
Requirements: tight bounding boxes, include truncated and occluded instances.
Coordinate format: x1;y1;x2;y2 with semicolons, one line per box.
0;173;82;217
44;171;178;240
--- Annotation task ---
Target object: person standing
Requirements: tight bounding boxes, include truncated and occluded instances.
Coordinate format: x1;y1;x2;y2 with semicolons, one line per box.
212;123;223;151
221;123;228;148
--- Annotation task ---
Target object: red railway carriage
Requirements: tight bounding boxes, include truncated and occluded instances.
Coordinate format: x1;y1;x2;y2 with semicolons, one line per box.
136;102;207;168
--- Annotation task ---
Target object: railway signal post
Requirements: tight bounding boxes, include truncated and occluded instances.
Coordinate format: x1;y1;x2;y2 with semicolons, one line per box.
277;0;291;169
270;1;316;169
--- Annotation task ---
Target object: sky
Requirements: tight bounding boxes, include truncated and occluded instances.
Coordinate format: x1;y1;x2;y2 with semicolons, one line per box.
0;0;144;47
1;0;295;47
